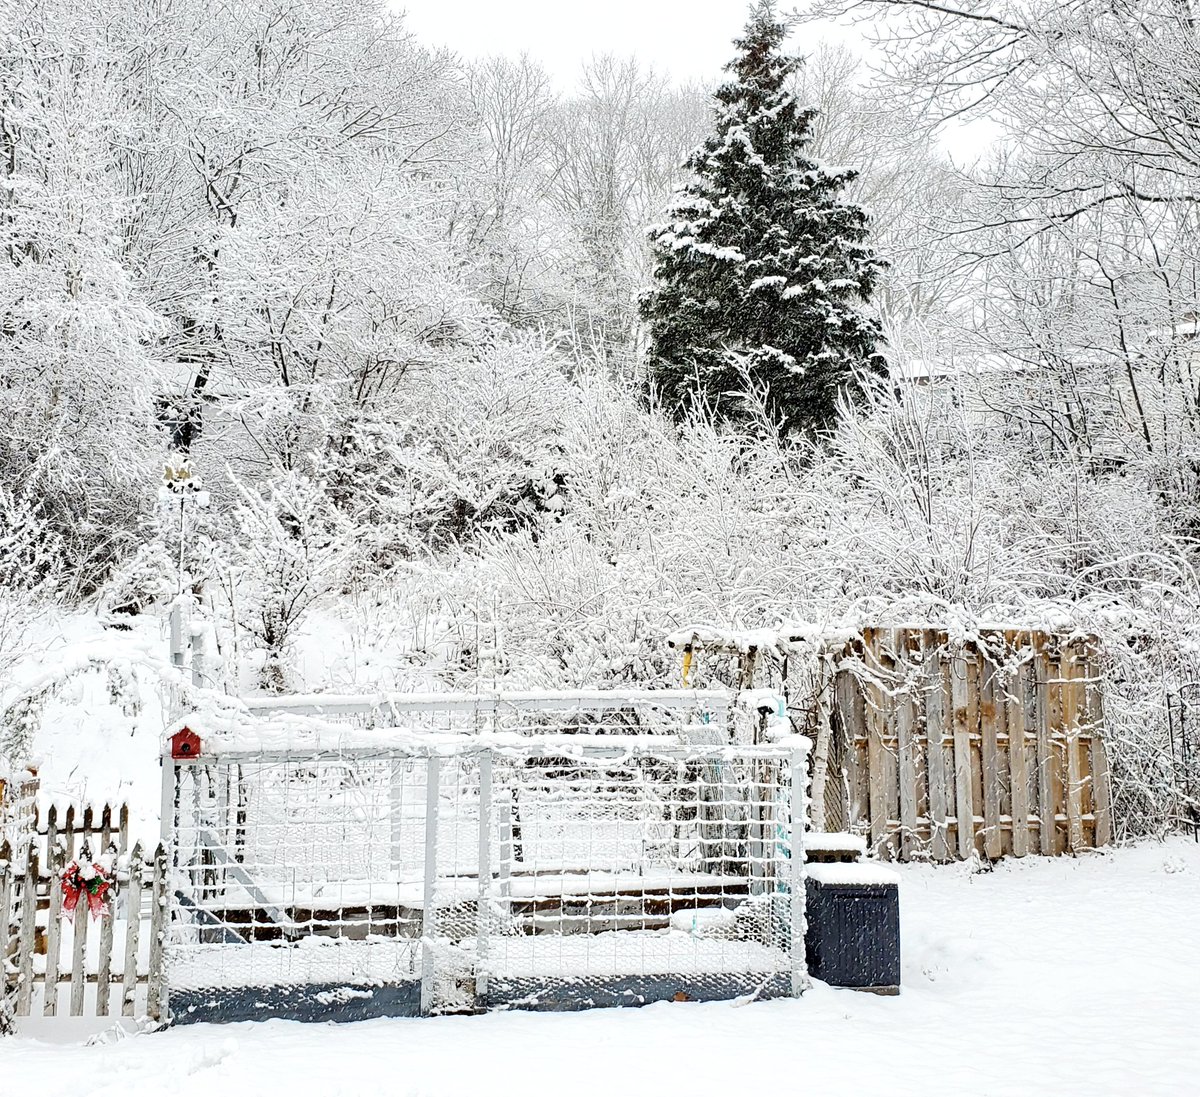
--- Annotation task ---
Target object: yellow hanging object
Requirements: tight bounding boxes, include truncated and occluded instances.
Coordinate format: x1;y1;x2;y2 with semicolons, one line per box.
681;647;694;688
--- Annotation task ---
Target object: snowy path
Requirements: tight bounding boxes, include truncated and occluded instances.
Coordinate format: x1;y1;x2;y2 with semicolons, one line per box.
5;839;1200;1097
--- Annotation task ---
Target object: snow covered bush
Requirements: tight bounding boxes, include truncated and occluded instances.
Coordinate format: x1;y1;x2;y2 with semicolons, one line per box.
324;335;576;572
212;471;356;692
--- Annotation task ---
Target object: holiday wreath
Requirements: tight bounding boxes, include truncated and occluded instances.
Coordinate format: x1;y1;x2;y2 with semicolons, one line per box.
61;858;116;919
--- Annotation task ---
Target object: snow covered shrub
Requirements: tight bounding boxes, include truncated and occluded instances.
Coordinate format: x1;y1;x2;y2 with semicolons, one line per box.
0;488;65;755
325;336;575;571
0;485;63;595
398;375;818;690
214;471;355;692
96;541;178;623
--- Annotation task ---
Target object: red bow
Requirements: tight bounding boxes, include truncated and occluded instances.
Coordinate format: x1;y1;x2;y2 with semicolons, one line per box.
61;860;113;920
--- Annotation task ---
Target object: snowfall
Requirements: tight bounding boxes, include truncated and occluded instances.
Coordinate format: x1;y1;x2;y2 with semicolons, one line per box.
4;838;1199;1097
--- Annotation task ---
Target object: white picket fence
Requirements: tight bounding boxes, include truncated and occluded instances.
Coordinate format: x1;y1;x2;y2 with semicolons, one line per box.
1;803;168;1023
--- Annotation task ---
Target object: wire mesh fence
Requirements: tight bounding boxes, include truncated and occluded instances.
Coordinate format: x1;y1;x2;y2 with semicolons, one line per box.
164;692;807;1022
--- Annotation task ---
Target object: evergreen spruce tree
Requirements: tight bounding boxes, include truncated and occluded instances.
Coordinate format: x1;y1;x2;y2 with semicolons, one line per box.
640;2;884;437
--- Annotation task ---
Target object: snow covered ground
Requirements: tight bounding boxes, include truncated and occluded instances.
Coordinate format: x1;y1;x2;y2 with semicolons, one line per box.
6;838;1200;1096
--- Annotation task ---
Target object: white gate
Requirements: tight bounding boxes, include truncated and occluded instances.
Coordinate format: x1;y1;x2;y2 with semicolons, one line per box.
162;691;808;1022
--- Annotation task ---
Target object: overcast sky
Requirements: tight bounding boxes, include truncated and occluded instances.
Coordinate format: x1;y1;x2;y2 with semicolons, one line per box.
394;2;992;160
396;1;858;90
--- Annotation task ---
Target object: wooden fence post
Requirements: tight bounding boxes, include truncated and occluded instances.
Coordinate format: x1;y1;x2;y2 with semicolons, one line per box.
896;676;918;862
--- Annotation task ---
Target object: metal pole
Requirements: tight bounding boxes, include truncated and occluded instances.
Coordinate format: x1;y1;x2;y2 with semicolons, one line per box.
169;601;185;669
476;750;492;1003
420;756;441;1016
169;600;186;721
789;745;810;998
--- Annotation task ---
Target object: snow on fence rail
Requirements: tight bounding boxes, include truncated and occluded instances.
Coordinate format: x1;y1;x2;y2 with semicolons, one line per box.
163;690;808;1022
238;688;733;731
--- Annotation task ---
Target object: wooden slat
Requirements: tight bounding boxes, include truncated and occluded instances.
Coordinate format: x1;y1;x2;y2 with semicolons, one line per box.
69;848;90;1017
96;845;117;1017
1063;647;1085;853
839;669;868;831
1091;732;1113;847
64;806;76;860
827;626;1105;864
46;804;59;868
122;844;145;1017
1007;653;1031;858
925;647;950;862
951;651;975;860
810;655;834;832
1034;648;1056;855
897;671;919;862
864;631;889;858
0;839;13;974
980;658;1003;860
118;804;130;857
1049;648;1067;852
15;848;38;1016
1086;656;1113;847
43;841;65;1016
148;843;168;1023
966;652;984;851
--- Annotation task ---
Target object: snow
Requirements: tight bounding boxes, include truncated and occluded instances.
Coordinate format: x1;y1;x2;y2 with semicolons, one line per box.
804;832;868;855
186;871;761;913
174;707;805;759
242;687;732;715
7;840;1200;1096
668;906;738;935
806;861;901;886
169;931;788;989
2;612;181;847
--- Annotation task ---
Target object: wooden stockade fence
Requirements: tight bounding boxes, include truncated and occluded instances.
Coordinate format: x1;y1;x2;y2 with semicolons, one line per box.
1;798;167;1023
819;627;1112;862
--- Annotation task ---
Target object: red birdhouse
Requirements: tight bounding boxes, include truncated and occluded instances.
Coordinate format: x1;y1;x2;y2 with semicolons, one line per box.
170;726;202;759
